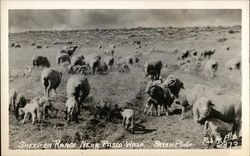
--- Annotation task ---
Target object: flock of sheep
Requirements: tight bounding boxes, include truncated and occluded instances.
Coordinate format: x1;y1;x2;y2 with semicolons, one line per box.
9;39;241;148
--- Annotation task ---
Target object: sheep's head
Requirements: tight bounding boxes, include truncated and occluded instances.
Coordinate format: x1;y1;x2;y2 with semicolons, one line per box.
197;97;214;124
18;108;25;116
164;75;184;97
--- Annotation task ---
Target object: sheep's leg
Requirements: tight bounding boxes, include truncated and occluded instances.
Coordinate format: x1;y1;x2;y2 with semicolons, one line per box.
22;113;27;124
157;105;161;116
122;117;126;129
180;106;185;120
31;111;36;124
64;108;68;121
143;103;148;115
148;103;154;116
164;105;171;116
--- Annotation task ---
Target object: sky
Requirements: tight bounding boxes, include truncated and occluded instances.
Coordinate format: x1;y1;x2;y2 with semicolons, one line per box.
9;9;241;32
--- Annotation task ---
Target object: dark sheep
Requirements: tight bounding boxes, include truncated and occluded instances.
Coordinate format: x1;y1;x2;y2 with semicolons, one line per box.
32;56;50;68
144;59;163;80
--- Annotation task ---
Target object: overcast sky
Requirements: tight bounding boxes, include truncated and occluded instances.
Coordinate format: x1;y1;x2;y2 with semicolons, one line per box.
9;9;241;32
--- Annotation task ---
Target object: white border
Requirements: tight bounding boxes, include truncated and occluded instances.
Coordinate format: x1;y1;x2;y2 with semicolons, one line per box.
1;1;249;156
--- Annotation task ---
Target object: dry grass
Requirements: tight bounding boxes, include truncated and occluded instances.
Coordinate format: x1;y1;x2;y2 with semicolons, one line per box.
9;26;241;149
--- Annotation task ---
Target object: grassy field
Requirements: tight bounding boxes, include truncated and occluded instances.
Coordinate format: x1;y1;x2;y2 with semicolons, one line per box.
8;26;241;149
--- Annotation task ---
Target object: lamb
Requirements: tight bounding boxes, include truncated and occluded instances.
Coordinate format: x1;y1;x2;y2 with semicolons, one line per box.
66;75;90;115
41;68;62;98
24;66;32;77
193;96;241;137
144;59;163;80
203;118;234;147
204;59;218;79
60;45;78;56
225;59;241;73
85;53;101;74
57;53;71;65
203;49;215;59
121;109;135;133
104;56;114;72
32;56;50;68
65;97;79;123
18;102;39;124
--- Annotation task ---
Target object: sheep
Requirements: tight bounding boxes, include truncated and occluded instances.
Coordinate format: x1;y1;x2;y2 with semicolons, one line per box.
144;59;163;80
117;62;130;73
60;45;78;56
68;65;88;75
13;43;21;48
203;118;234;147
41;68;62;98
24;66;32;77
85;53;101;74
193;96;241;138
70;54;85;66
65;97;79;123
36;45;42;49
203;49;215;59
32;56;50;68
109;44;116;49
135;44;142;50
18;102;39;124
146;84;174;116
225;59;241;73
104;56;114;72
14;94;27;120
143;97;157;116
36;96;58;120
57;53;71;65
204;59;218;79
9;89;17;112
104;48;115;56
96;61;109;73
121;109;135;133
66;75;90;115
177;50;190;61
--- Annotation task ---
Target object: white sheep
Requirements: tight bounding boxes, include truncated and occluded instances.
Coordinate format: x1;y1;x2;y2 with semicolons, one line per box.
85;53;101;74
204;59;218;79
65;97;79;123
57;53;71;65
225;58;241;74
66;75;90;115
41;68;62;98
193;96;241;138
104;56;114;72
18;101;40;124
203;118;234;146
96;61;109;73
24;66;32;77
121;109;135;133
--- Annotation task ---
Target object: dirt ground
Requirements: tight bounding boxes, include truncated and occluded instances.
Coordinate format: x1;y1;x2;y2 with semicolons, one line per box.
8;26;241;149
